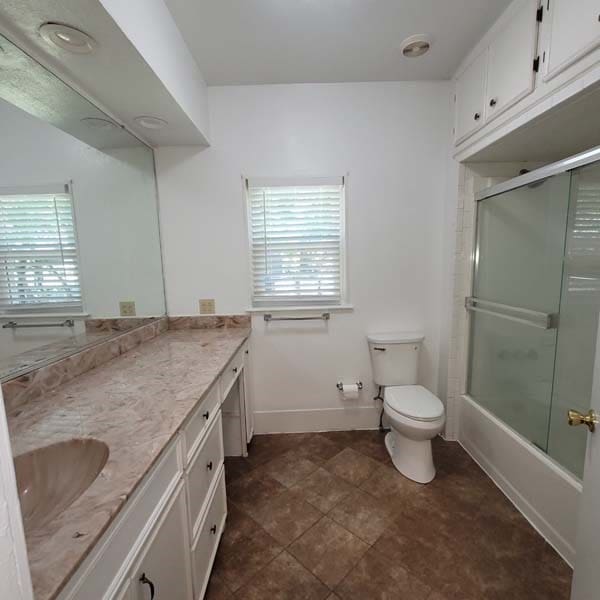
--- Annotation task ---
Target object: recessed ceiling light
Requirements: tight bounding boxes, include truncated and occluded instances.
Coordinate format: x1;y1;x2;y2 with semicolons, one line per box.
39;23;97;54
80;117;118;129
401;34;431;58
134;116;168;130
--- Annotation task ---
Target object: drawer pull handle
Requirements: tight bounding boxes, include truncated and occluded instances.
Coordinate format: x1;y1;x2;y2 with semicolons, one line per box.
210;524;217;535
233;367;238;373
139;573;156;599
373;347;386;352
207;461;213;471
203;411;210;420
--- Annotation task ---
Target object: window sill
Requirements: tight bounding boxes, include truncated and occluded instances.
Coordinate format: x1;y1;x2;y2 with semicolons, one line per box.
246;305;354;314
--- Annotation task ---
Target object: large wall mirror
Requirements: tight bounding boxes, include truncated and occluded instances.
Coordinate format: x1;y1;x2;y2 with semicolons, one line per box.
0;33;166;380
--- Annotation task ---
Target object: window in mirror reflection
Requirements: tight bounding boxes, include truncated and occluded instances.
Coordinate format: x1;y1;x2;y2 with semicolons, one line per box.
0;184;83;314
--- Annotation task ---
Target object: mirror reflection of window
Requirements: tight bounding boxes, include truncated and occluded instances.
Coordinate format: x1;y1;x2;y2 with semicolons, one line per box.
0;185;83;315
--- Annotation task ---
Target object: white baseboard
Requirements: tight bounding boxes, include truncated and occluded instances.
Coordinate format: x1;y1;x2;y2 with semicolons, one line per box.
459;395;580;567
253;406;380;434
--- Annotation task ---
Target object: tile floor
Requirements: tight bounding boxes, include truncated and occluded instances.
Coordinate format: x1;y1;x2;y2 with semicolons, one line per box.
207;431;572;600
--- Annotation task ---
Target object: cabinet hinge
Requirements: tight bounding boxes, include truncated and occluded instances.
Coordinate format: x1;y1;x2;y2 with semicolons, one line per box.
533;56;540;72
536;5;543;22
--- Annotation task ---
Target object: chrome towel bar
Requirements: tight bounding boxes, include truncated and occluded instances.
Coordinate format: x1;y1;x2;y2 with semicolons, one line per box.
264;312;330;322
465;297;556;330
2;319;75;329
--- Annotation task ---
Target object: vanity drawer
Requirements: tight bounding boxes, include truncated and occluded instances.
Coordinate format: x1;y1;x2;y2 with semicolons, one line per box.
220;345;245;399
184;382;221;462
186;411;224;538
191;467;227;600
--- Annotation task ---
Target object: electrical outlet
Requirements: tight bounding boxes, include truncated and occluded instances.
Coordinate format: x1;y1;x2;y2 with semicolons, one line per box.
199;299;215;314
119;301;136;317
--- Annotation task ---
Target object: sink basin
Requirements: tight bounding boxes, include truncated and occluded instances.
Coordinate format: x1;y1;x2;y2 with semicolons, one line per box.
14;438;109;533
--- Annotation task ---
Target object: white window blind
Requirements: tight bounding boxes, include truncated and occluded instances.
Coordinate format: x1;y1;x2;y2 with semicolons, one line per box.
247;177;345;307
0;186;83;313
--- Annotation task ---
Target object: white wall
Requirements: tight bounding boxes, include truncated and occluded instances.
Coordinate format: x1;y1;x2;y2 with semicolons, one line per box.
0;388;33;600
0;99;165;358
156;82;453;432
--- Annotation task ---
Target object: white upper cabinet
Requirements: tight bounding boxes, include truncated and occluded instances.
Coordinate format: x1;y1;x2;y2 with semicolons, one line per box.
455;50;488;142
486;0;539;121
544;0;600;80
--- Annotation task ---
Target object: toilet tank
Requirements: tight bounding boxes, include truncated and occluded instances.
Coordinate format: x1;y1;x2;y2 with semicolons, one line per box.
367;332;424;386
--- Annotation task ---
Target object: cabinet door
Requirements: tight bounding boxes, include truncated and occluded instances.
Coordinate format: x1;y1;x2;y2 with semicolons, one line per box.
242;348;254;443
454;50;487;143
545;0;600;80
486;0;538;121
132;484;192;600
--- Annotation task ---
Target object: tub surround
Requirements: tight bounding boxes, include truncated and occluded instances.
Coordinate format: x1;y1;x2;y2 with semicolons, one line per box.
7;324;250;600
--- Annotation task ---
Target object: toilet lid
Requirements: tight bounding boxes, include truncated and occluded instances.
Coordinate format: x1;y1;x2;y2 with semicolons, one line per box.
384;385;444;422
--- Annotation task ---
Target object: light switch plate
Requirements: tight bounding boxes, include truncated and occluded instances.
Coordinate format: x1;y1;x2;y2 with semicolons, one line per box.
199;299;216;314
119;301;136;317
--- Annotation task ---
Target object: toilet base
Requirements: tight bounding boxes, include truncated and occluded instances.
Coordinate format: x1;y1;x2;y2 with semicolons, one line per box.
385;430;435;484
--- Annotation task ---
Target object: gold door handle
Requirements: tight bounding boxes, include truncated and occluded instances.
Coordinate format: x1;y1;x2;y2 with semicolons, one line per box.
567;409;598;433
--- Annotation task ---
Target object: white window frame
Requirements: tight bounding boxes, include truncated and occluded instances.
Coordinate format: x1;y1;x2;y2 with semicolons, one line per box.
244;175;349;311
0;182;85;316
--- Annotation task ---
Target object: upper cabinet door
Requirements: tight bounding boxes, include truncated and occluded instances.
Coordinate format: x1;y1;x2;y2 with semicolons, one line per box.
455;50;487;143
545;0;600;80
486;0;539;122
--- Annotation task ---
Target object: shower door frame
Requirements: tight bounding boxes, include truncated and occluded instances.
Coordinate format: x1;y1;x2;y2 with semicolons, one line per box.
464;143;600;451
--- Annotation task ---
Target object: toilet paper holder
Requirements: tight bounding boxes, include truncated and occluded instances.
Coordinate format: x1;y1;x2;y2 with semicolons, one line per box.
336;381;363;391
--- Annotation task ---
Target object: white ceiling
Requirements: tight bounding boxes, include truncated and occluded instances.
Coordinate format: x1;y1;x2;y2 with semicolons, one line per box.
164;0;512;85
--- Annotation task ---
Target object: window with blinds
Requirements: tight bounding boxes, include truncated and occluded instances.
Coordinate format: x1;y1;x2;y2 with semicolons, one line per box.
246;176;346;307
0;185;83;313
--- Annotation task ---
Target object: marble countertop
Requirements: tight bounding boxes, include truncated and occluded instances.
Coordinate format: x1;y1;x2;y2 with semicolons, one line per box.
8;327;250;600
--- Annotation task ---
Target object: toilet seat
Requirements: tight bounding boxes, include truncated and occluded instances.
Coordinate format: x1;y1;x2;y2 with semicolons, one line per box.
384;385;444;422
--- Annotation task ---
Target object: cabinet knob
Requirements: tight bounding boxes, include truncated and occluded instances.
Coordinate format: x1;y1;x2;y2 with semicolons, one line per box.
203;410;210;420
474;112;481;121
210;524;217;535
139;573;156;599
489;98;497;107
233;367;238;373
207;460;213;471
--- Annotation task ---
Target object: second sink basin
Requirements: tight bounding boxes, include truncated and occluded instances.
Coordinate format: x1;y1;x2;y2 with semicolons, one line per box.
14;438;109;533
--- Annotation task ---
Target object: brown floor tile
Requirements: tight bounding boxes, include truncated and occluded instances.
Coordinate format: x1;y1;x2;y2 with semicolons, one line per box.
346;430;393;465
298;433;344;463
372;517;457;590
224;456;255;485
324;447;381;486
289;467;354;513
246;433;312;468
259;449;320;488
318;430;361;447
520;543;572;600
204;572;234;599
251;488;323;546
235;551;330;600
288;516;369;588
212;527;282;592
335;547;431;600
359;463;426;515
226;468;286;518
326;595;342;600
328;488;395;545
219;502;261;551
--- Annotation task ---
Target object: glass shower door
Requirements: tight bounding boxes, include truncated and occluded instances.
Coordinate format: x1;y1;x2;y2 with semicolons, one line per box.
468;174;571;450
547;161;600;477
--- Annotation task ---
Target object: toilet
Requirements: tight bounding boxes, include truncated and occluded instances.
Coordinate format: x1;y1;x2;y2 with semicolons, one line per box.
367;332;445;484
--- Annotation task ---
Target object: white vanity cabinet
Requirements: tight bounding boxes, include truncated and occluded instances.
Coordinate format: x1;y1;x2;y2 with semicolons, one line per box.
129;483;193;600
544;0;600;80
57;337;253;600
